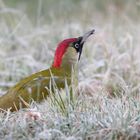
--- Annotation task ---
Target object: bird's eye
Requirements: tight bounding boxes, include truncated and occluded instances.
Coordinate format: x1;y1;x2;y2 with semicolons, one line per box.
74;43;79;49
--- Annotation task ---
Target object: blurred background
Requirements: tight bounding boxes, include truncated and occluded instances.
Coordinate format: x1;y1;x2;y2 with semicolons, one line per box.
1;1;140;139
0;0;140;96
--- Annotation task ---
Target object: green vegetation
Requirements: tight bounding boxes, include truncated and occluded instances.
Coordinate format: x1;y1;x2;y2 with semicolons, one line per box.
0;0;140;139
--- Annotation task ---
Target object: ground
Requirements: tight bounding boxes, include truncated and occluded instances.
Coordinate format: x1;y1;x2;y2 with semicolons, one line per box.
0;0;140;139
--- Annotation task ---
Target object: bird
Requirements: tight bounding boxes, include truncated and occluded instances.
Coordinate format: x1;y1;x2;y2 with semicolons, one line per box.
0;29;95;111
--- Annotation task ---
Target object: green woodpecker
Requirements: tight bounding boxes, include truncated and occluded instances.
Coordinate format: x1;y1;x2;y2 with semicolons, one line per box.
0;29;95;111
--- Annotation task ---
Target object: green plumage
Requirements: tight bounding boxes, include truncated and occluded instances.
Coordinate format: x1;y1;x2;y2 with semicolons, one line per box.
0;29;94;111
0;47;78;111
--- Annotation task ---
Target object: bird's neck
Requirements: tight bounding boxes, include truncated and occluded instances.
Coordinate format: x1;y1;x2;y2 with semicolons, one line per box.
52;47;78;73
52;47;79;87
62;47;78;72
61;47;79;88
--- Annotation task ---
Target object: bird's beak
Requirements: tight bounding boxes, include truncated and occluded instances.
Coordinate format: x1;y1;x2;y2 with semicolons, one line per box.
78;29;95;60
80;29;95;45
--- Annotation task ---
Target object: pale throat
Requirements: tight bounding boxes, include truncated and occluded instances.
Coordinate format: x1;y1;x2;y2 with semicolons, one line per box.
61;47;79;72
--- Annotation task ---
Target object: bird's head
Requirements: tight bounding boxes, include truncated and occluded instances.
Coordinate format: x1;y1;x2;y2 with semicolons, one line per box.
52;29;95;68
